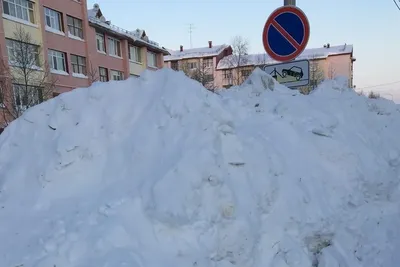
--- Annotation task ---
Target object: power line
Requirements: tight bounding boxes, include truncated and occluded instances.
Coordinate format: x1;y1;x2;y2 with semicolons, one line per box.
358;80;400;90
393;0;400;10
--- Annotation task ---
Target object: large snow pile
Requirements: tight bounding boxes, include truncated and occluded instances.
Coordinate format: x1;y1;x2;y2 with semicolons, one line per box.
1;68;400;267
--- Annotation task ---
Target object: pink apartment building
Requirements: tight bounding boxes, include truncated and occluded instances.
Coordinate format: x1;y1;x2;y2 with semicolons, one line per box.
0;0;169;130
40;1;169;95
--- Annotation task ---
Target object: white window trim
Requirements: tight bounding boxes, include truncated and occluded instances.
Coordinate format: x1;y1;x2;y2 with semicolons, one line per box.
3;0;35;25
68;31;84;42
107;37;121;57
48;49;67;73
110;70;123;80
147;51;157;68
45;25;65;36
2;14;38;28
129;46;142;64
44;7;63;32
96;33;105;53
110;54;122;60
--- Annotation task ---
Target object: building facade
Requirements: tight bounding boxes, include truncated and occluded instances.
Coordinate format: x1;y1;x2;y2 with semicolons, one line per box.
164;42;232;90
215;44;356;89
0;0;169;129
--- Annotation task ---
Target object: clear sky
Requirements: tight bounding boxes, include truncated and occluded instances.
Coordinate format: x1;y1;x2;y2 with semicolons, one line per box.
87;0;400;100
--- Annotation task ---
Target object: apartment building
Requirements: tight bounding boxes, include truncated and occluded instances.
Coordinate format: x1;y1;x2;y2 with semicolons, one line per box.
0;0;169;130
215;44;356;89
164;42;232;89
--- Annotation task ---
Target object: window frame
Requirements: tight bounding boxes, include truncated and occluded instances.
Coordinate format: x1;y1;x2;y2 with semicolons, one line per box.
147;51;157;68
70;54;86;75
5;38;40;66
96;32;105;52
3;0;35;24
48;49;67;72
12;83;43;110
129;45;142;63
44;7;63;31
99;67;108;82
110;70;123;81
67;15;83;39
107;37;121;57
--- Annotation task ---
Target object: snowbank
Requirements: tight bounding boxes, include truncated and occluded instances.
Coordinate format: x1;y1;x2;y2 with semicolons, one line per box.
1;68;400;267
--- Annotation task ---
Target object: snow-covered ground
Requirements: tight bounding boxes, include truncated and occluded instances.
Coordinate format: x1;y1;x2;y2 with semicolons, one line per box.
0;68;400;267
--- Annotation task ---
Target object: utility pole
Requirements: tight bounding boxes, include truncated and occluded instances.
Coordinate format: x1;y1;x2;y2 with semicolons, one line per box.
284;0;296;5
188;23;195;48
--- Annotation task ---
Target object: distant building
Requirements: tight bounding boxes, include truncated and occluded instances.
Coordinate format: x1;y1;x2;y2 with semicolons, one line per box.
164;42;232;90
215;44;356;90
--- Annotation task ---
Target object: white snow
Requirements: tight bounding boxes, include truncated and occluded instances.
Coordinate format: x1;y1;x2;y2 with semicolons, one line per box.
217;44;353;69
87;12;167;54
45;26;65;36
68;32;85;42
165;44;230;61
1;68;400;267
50;69;69;76
72;72;88;79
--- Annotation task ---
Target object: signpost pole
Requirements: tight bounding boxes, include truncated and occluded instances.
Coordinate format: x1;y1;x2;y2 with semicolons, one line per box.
284;0;296;6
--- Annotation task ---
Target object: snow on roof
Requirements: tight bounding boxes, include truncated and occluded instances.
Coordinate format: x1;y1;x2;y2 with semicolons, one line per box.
164;44;231;61
217;44;353;70
87;5;169;55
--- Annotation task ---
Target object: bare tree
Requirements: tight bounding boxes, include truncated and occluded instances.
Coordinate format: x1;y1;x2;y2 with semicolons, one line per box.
86;60;99;83
0;25;57;126
225;35;251;85
179;59;216;91
299;56;325;95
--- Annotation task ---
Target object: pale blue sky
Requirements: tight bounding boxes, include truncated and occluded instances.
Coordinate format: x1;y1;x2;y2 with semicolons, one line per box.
87;0;400;97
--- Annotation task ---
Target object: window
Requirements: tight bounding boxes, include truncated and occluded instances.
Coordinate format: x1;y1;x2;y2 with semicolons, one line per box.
241;69;251;78
110;70;123;80
6;38;39;66
203;58;213;68
147;51;157;68
96;32;105;52
171;61;178;71
99;67;108;82
223;70;232;79
205;74;214;82
70;54;86;75
12;84;43;110
67;15;83;39
48;49;67;72
187;62;197;69
3;0;35;23
129;46;141;63
108;37;121;57
44;7;63;31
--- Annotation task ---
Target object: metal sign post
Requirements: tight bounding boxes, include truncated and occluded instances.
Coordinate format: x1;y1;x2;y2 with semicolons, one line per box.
284;0;296;5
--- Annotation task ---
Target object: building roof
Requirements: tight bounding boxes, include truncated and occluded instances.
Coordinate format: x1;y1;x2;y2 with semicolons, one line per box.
216;44;353;70
164;44;231;61
87;4;170;55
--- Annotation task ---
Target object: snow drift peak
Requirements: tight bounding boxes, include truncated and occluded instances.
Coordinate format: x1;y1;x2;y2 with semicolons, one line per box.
1;68;400;267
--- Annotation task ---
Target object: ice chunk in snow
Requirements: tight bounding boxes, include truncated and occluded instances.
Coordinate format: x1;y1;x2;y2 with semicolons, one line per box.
1;68;400;267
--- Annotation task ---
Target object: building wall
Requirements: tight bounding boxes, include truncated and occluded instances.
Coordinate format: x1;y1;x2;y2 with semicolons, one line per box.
214;53;354;89
86;26;128;82
40;0;91;93
323;54;354;87
0;0;169;129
